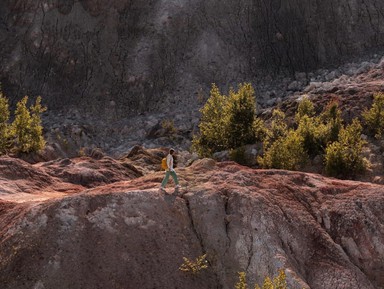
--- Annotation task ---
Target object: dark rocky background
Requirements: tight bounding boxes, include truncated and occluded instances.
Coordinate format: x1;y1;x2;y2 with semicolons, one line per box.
1;0;384;114
1;0;384;156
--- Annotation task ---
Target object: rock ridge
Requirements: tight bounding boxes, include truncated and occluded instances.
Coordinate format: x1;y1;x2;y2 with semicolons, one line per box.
0;158;383;289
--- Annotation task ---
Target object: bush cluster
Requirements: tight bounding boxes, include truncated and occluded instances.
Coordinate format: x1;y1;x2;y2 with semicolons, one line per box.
0;89;46;155
193;84;376;178
258;96;367;177
192;83;264;157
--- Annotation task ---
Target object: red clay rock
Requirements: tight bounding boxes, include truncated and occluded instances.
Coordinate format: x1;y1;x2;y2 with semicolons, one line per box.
0;159;383;289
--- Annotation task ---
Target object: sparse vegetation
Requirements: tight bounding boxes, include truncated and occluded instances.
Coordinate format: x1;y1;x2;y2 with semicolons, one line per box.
161;119;178;136
78;147;87;157
179;254;209;275
235;270;288;289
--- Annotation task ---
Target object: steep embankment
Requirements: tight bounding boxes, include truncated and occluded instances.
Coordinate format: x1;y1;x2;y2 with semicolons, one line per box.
0;156;383;289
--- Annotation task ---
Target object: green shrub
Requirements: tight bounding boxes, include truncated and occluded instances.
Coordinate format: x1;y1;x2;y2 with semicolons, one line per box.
296;115;328;157
325;118;367;177
295;95;315;124
193;83;263;157
321;100;343;143
13;96;32;153
272;270;288;289
264;109;288;149
29;96;47;152
13;96;46;153
192;84;228;157
258;129;307;170
161;119;178;136
253;117;267;141
295;96;327;156
0;90;12;154
362;92;384;139
225;83;258;149
235;272;248;289
236;270;288;289
179;254;208;275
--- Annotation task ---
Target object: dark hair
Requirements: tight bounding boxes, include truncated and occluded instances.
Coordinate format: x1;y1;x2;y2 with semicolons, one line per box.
169;148;175;154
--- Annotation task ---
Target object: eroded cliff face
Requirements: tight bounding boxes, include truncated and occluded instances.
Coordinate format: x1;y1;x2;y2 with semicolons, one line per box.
1;0;384;115
0;156;383;289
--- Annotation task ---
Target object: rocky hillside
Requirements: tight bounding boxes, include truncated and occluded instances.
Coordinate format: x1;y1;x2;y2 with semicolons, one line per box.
0;150;383;289
1;0;384;116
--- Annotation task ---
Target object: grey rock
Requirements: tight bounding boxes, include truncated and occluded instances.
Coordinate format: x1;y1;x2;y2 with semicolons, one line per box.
287;81;302;92
1;0;384;117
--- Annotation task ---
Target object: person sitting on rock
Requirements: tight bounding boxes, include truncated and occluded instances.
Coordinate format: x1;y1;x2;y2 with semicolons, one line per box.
160;148;180;191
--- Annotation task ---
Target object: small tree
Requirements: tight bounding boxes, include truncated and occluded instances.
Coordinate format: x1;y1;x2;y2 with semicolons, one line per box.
325;118;367;177
0;90;12;154
295;95;315;124
13;96;32;153
13;96;46;153
264;109;288;148
258;129;307;170
193;83;262;157
225;83;257;149
321;100;343;144
192;84;228;156
296;115;328;157
362;92;384;139
295;96;327;156
29;96;47;152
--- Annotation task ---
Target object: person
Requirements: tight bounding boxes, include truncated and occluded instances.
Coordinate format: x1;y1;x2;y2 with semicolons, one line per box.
160;148;180;191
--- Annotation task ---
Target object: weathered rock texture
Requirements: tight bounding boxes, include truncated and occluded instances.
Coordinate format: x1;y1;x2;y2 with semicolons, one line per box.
1;0;384;115
0;156;383;289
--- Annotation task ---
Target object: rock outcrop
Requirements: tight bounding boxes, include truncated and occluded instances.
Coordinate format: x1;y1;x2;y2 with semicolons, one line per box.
0;156;383;289
1;0;384;115
0;155;142;202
